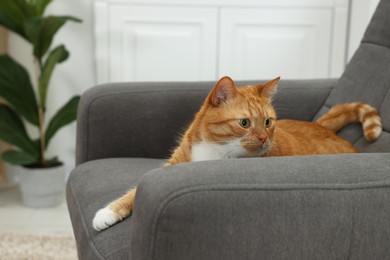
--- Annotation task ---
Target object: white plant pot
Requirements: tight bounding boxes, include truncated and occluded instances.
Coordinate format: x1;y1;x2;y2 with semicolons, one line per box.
18;164;65;208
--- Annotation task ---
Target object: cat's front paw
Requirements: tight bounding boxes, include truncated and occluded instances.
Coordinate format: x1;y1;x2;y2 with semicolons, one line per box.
93;207;121;231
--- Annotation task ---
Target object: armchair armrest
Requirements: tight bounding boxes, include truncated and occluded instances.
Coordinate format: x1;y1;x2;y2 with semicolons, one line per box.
76;79;335;165
131;153;390;260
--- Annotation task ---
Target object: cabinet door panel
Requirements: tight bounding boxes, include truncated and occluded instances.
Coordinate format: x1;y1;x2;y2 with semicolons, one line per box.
219;8;332;80
109;5;218;82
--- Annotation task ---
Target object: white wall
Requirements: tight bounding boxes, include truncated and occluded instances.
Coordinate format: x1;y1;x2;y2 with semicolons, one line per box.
7;0;380;178
9;0;95;177
347;0;381;60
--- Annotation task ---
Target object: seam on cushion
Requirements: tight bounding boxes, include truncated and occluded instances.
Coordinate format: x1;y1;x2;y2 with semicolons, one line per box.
310;87;335;121
353;136;365;150
312;103;331;122
378;81;390;118
149;182;390;259
354;132;390;151
361;41;390;50
278;87;334;91
68;179;105;260
352;134;366;147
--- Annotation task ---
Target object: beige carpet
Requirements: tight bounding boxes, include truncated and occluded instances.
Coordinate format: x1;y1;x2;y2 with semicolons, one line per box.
0;233;78;260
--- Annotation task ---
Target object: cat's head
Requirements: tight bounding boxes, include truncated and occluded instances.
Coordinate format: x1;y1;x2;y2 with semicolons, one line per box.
198;76;280;158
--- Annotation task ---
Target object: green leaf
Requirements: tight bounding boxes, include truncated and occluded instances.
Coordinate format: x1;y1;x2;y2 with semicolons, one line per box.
0;55;39;125
39;45;69;108
2;150;37;166
0;0;35;40
0;105;38;156
29;0;52;16
45;95;80;147
25;15;82;59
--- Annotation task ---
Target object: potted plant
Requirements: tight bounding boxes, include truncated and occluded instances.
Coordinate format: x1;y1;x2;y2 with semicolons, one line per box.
0;0;81;207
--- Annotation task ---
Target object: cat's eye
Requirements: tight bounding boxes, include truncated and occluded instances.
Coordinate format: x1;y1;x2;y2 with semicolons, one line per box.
238;118;251;128
264;118;272;128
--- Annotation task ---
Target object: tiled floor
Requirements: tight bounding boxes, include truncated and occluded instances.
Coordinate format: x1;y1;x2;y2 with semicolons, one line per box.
0;185;74;236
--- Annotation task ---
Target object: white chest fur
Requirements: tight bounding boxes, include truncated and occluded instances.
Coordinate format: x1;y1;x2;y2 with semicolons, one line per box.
191;140;246;162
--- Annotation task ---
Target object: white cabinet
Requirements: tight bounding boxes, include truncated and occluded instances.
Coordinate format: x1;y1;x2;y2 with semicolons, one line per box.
95;0;349;83
108;5;218;82
219;8;332;80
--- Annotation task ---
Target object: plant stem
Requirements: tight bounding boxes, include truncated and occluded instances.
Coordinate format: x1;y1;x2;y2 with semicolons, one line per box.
34;58;46;166
38;107;46;165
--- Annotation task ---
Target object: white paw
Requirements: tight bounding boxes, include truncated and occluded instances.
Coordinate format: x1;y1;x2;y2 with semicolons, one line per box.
93;207;121;231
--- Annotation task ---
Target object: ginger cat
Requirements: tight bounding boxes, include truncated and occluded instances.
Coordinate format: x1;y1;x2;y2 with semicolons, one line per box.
93;76;382;231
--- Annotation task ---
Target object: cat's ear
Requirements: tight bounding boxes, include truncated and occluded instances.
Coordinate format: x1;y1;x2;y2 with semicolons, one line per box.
258;77;280;99
209;76;237;106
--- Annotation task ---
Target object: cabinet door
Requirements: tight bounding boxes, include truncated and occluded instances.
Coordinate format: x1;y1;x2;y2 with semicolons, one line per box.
219;8;332;80
108;5;218;82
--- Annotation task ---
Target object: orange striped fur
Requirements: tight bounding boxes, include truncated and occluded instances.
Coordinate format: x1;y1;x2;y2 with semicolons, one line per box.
93;76;382;231
316;102;382;142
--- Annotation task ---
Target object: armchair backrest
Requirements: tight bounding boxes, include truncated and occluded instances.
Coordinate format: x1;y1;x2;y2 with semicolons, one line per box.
76;82;212;164
315;0;390;152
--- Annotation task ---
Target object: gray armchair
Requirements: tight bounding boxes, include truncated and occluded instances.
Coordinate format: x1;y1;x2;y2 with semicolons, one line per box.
66;0;390;259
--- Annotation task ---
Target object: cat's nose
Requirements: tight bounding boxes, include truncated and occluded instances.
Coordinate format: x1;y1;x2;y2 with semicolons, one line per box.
258;134;268;143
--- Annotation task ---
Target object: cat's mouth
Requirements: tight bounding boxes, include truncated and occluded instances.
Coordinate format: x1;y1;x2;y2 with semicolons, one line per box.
241;139;271;157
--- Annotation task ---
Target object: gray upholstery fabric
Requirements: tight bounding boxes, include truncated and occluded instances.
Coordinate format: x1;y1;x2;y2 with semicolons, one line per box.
67;0;390;259
66;158;165;259
132;154;390;260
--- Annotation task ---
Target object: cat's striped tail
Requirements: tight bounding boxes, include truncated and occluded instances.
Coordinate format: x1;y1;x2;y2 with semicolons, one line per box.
316;102;382;142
